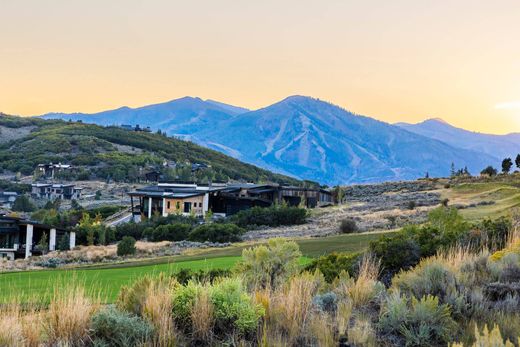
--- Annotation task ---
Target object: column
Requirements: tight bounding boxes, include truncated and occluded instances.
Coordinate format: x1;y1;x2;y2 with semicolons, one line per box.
148;197;152;218
69;231;76;250
202;193;209;217
25;224;33;259
49;228;56;251
162;198;167;217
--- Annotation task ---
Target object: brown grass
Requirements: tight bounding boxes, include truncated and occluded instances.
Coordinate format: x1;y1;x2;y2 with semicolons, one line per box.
191;288;215;343
44;284;99;346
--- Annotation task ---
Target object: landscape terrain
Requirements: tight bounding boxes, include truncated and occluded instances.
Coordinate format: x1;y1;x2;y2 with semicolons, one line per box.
1;110;520;346
40;96;507;184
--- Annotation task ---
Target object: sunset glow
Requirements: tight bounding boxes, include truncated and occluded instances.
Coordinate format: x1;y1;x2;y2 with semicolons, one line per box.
1;0;520;134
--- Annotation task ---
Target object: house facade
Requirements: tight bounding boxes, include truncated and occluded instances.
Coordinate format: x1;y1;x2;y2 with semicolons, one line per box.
37;163;73;179
129;181;333;220
0;216;76;260
0;192;18;209
31;183;83;200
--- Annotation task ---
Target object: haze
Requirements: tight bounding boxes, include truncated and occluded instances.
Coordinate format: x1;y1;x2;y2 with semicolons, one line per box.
1;0;519;134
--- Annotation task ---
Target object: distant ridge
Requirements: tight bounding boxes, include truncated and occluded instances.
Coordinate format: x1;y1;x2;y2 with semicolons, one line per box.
36;96;501;184
396;118;520;160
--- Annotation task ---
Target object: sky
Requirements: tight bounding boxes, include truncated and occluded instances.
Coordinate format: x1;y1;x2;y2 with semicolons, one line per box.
1;0;520;134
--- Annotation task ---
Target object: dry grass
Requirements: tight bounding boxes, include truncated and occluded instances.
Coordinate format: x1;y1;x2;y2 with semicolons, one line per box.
143;276;178;347
0;303;24;346
267;271;323;344
191;288;215;343
337;254;383;309
44;283;99;346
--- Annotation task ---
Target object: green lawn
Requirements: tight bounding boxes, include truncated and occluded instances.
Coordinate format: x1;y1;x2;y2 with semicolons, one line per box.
0;231;387;303
445;181;520;220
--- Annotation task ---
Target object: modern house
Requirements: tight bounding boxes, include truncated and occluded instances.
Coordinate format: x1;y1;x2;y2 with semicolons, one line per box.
0;192;18;209
0;216;76;260
31;183;83;200
37;162;73;179
129;181;333;220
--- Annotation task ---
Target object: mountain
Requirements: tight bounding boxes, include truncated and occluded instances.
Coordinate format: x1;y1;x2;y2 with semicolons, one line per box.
41;97;248;136
396;119;520;161
0;113;299;185
35;96;502;184
191;96;496;184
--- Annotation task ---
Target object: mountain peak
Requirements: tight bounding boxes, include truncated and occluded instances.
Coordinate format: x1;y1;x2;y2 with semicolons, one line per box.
424;117;450;125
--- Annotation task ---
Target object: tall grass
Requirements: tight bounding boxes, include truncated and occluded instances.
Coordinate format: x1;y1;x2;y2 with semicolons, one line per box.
45;283;99;346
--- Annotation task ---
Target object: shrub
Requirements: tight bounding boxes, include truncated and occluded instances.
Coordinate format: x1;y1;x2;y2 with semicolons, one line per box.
57;234;70;251
305;252;361;282
117;236;136;256
12;195;36;212
232;205;307;228
239;238;302;290
150;223;191;241
407;200;417;210
339;218;358;234
174;268;232;285
370;233;421;277
379;293;457;347
210;277;263;336
188;223;245;243
171;278;263;338
90;306;154;347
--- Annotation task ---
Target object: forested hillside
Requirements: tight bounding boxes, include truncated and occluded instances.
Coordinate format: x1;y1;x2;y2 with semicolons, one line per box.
0;113;299;184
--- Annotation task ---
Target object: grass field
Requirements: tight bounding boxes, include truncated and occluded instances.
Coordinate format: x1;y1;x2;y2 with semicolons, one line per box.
445;180;520;220
0;231;386;303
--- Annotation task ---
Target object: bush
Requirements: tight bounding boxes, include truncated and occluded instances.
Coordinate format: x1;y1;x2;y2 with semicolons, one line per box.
174;268;231;285
239;238;302;289
117;236;136;256
150;223;191;242
57;234;70;251
172;277;263;338
12;195;36;212
305;252;361;282
407;200;417;210
370;233;421;278
90;306;154;347
188;223;245;243
379;293;457;347
232;205;307;228
339;218;358;234
210;277;263;336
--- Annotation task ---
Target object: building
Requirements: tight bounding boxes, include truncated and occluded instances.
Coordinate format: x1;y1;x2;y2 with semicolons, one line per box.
129;181;333;220
120;124;152;132
37;162;73;179
0;192;18;209
0;216;76;260
31;183;83;200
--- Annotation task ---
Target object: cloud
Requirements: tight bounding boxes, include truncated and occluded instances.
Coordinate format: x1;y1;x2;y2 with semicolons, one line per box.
495;101;520;109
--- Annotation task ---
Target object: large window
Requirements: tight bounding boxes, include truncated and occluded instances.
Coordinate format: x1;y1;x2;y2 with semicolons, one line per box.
183;202;191;213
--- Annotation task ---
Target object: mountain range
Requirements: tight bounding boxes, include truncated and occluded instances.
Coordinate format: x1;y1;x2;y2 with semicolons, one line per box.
39;96;514;184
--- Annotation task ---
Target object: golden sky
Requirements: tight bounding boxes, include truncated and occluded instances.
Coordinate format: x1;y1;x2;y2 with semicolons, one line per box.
1;0;520;134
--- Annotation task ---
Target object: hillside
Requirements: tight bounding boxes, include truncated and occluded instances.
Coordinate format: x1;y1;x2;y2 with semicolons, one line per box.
41;96;247;136
193;96;496;184
38;96;499;184
0;113;299;185
396;118;520;160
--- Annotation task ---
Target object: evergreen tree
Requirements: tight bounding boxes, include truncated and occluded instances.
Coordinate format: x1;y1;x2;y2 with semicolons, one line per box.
516;154;520;170
502;158;513;174
12;195;36;212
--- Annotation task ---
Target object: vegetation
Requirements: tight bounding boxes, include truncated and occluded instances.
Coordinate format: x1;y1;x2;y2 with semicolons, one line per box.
3;217;519;346
0;115;299;184
231;204;308;228
339;218;358;233
12;195;36;212
117;236;137;256
188;223;245;243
